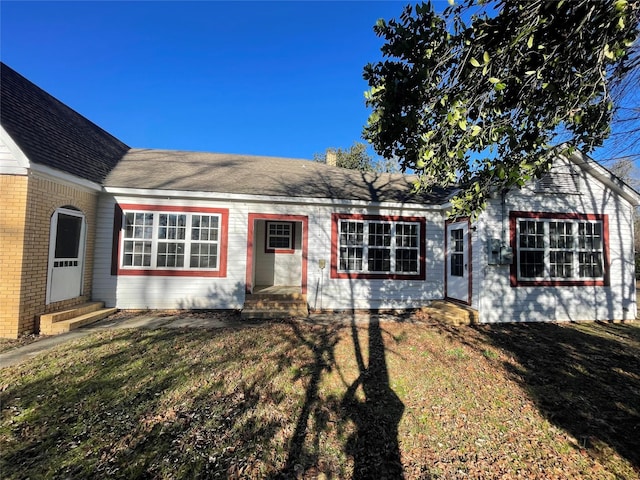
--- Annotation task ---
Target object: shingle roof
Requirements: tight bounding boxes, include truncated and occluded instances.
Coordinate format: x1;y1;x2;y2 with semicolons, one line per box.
0;62;130;183
1;63;455;205
105;148;455;204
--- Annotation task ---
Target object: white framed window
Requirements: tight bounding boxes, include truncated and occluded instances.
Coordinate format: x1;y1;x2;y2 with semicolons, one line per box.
120;208;224;273
513;213;607;286
266;221;294;252
334;215;422;277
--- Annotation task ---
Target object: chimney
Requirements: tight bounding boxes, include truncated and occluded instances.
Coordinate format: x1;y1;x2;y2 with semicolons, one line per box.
326;150;337;167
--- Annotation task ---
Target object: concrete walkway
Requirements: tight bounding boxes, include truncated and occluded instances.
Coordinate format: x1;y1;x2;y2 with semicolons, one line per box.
0;310;412;369
0;312;258;369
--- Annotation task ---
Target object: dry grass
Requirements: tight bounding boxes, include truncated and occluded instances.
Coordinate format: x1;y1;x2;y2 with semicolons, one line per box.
1;316;639;479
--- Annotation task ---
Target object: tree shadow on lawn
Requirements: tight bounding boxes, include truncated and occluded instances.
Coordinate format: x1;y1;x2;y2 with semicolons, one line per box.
443;321;640;470
2;317;410;479
271;315;406;480
0;326;335;479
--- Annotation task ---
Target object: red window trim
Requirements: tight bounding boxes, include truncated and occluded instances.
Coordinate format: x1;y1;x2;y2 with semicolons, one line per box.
264;221;296;254
509;211;609;287
330;213;426;280
111;203;228;277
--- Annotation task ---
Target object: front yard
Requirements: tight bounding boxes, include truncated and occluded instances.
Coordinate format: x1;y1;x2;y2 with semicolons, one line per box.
1;316;639;479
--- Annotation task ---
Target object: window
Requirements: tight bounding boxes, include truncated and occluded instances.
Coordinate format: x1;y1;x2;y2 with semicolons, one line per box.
331;214;425;280
450;228;465;277
265;222;294;253
510;212;608;286
114;205;228;277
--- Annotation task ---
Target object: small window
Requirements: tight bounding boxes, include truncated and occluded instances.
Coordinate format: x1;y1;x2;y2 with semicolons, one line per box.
266;222;294;253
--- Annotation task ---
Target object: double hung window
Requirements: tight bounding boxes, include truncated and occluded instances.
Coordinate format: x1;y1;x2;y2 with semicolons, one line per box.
266;222;294;252
332;214;424;279
512;212;607;286
117;205;227;276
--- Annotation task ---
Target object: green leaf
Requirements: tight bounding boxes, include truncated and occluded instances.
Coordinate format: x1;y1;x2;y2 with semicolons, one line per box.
527;35;534;49
470;57;481;67
470;125;482;136
488;77;500;84
494;83;506;91
483;51;490;63
458;119;467;131
604;44;615;60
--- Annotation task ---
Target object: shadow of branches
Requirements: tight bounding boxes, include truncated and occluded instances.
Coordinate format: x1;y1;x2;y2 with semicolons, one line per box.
440;321;640;470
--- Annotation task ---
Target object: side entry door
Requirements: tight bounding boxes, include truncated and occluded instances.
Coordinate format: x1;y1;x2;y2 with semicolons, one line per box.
46;207;86;304
446;221;470;304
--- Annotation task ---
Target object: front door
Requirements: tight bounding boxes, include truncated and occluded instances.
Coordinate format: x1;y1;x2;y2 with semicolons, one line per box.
446;221;470;304
46;207;86;304
246;214;308;294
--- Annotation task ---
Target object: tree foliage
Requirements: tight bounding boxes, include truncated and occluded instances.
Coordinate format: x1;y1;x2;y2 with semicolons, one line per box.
363;0;640;215
314;141;399;172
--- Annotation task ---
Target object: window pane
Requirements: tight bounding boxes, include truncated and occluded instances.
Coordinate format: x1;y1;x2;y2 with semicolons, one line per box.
368;248;391;272
579;252;603;278
396;249;418;273
519;220;544;248
54;214;82;258
339;247;363;271
519;251;544;278
368;222;391;247
397;223;418;247
340;221;363;246
549;222;572;248
157;242;184;268
451;252;464;277
190;243;218;268
550;251;573;278
267;222;293;249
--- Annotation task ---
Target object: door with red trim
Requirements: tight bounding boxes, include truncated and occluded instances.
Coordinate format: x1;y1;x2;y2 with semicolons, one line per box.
446;221;470;304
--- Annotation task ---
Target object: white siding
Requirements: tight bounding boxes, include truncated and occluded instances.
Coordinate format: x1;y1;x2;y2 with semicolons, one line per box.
93;195;248;310
477;156;637;323
0;128;29;175
308;205;444;311
93;195;445;311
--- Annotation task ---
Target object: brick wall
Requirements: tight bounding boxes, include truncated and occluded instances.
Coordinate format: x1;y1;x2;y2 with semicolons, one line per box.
0;175;28;338
0;173;98;338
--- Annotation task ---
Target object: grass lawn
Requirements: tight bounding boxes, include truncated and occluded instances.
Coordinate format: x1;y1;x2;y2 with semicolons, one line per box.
1;316;639;479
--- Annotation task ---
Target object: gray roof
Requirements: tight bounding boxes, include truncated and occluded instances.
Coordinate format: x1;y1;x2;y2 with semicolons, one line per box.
105;148;455;204
1;63;454;205
0;62;130;183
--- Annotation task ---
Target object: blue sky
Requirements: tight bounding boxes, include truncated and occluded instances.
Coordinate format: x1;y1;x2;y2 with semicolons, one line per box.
2;1;411;159
1;1;638;168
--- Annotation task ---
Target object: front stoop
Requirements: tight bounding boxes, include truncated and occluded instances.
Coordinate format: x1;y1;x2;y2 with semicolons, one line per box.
241;293;309;319
40;302;117;335
421;300;479;326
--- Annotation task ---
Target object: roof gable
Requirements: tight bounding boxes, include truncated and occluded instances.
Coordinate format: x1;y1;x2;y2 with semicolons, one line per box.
566;149;640;206
0;62;129;183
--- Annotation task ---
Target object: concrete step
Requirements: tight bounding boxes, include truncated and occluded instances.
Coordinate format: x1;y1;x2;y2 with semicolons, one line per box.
243;299;308;310
420;300;479;326
40;302;104;324
245;293;306;302
40;304;117;335
241;307;309;320
242;294;308;319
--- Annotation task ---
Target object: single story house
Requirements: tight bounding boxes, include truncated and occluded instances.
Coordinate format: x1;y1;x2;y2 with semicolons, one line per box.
1;62;638;338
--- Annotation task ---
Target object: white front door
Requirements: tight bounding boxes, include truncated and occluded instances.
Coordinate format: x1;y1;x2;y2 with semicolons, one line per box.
46;208;86;304
446;221;470;304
